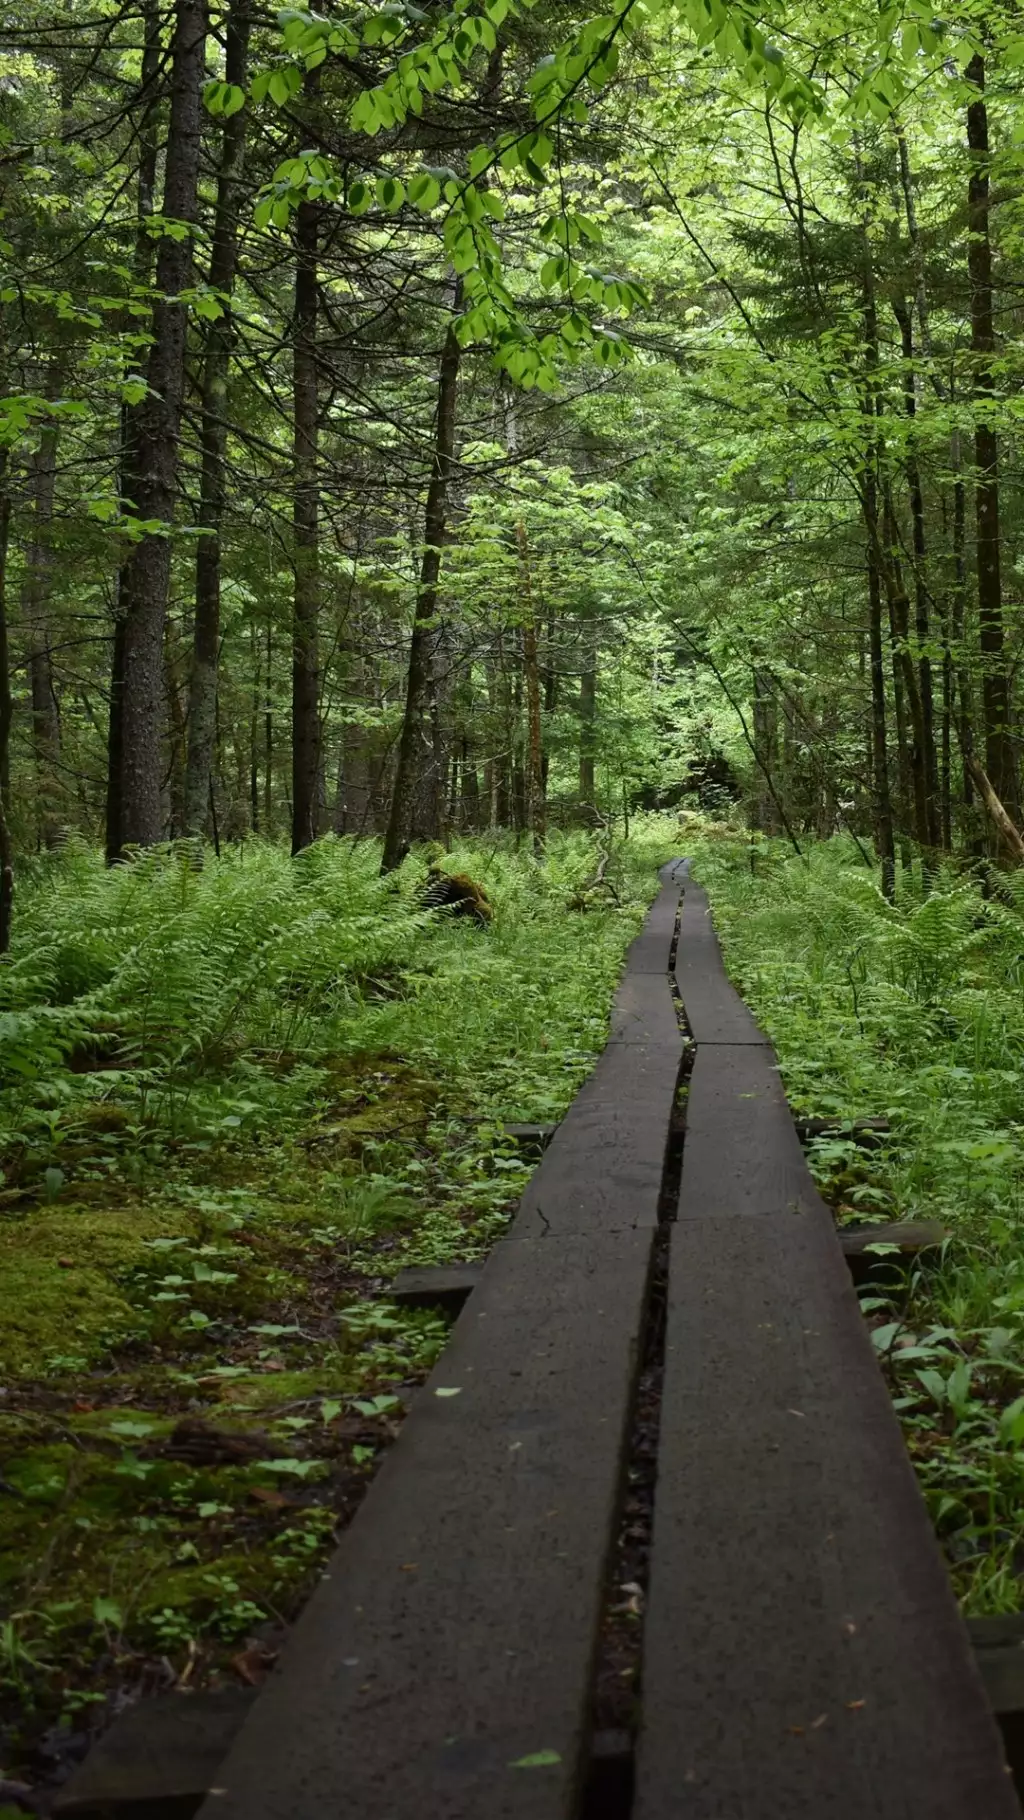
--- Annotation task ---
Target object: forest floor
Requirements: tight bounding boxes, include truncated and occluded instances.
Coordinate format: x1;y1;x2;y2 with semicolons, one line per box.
0;825;673;1807
7;816;1024;1810
692;827;1024;1617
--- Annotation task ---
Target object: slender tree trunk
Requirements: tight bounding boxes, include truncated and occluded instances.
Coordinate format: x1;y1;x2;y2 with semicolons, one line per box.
964;753;1024;866
184;0;250;835
106;0;161;863
264;612;274;833
866;492;896;899
23;417;63;847
893;297;940;847
515;521;545;853
291;198;320;855
951;432;974;821
250;616;260;832
110;0;207;854
966;55;1015;817
0;456;14;949
381;300;462;872
461;739;480;829
858;245;896;897
881;493;932;860
579;637;596;806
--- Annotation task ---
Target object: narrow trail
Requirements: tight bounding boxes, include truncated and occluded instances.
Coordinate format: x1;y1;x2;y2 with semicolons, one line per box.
165;863;1015;1818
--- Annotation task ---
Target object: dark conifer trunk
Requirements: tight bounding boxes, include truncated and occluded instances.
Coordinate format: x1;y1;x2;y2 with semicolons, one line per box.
0;455;13;950
106;0;161;863
966;56;1015;818
291;198;321;855
109;0;207;855
381;301;462;873
23;417;63;846
184;0;251;836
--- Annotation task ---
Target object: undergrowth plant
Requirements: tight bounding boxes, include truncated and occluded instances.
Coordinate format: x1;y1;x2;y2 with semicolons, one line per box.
0;822;677;1753
692;829;1024;1611
0;826;668;1172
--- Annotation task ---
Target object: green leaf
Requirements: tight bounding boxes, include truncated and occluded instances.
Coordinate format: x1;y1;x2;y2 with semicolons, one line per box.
376;176;406;211
434;1386;462;1398
93;1596;123;1628
510;1749;561;1768
257;1458;318;1477
409;172;441;211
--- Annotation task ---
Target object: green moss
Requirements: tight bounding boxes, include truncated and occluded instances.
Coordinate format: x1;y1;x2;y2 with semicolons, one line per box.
0;1200;198;1375
205;1367;349;1413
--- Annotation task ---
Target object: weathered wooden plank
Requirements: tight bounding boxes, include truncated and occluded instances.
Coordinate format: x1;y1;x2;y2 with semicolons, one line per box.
501;1122;559;1153
675;883;768;1044
971;1615;1024;1716
608;971;683;1049
676;1044;823;1220
390;1261;484;1313
839;1220;947;1287
796;1116;890;1147
622;883;680;975
969;1617;1024;1803
195;1227;654;1820
511;1044;679;1239
635;1209;1016;1820
54;1688;256;1819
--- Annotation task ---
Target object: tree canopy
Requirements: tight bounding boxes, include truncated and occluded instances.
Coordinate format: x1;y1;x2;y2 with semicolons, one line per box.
4;0;1024;900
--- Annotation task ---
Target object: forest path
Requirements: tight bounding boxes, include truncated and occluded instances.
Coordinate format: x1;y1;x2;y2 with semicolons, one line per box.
186;863;1015;1820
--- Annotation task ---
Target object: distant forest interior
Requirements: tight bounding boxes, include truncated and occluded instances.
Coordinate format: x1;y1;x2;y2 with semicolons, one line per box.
5;0;1024;881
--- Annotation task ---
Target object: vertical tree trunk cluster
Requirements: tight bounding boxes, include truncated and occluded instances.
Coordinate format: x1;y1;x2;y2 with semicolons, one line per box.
184;0;251;837
108;0;207;857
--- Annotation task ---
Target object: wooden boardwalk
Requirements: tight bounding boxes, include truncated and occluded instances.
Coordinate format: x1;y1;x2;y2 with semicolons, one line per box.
188;863;1016;1820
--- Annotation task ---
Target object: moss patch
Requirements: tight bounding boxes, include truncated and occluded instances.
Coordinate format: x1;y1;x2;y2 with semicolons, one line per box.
0;1202;199;1375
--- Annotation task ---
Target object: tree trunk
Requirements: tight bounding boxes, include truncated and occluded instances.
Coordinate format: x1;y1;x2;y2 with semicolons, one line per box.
110;0;207;855
515;521;545;853
250;616;260;832
106;0;161;863
950;432;974;821
579;638;596;806
461;740;480;829
184;0;250;835
381;300;462;872
23;417;63;847
966;55;1015;817
858;247;896;897
964;754;1024;866
0;455;14;949
892;297;940;847
882;496;932;859
291;198;321;855
866;497;896;899
264;612;274;833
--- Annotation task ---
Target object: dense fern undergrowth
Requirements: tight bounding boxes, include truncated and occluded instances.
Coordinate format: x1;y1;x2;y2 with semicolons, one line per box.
693;829;1024;1613
0;825;672;1778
